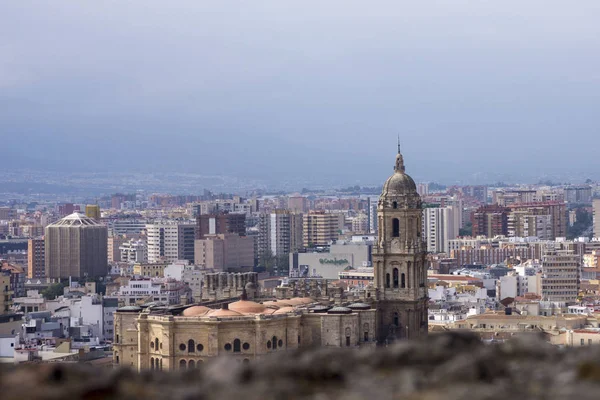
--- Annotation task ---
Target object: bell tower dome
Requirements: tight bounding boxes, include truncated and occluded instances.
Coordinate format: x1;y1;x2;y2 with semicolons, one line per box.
373;144;428;343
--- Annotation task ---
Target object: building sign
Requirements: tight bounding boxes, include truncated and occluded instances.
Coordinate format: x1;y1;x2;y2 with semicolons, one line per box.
319;258;349;265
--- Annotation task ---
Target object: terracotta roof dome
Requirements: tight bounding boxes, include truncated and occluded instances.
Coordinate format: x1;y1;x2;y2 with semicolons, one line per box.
207;308;243;318
182;306;211;317
273;306;296;315
228;300;267;314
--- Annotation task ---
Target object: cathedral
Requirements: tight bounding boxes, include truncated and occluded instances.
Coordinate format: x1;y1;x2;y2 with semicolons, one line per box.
373;146;428;342
113;146;428;370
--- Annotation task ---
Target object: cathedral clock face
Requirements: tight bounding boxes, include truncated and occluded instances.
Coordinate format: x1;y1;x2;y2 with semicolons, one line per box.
391;238;401;252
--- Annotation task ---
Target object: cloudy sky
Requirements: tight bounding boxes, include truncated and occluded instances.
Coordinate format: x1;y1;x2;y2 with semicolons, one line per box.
1;1;599;186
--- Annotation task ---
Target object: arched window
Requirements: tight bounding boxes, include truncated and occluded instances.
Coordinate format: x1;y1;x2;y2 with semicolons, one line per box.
189;360;195;369
155;338;159;351
345;327;351;347
188;339;195;353
160;359;163;370
272;336;278;350
363;323;369;342
233;339;241;353
392;218;400;237
394;312;399;327
180;359;187;369
150;357;154;370
392;201;397;209
393;268;399;288
386;273;390;288
401;273;406;288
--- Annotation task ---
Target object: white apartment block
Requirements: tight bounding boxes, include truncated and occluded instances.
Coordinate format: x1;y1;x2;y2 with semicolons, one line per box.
422;206;459;254
120;239;148;263
116;280;168;306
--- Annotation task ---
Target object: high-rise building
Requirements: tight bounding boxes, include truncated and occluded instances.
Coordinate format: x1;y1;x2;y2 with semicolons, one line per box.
58;203;76;217
107;236;127;263
45;213;108;279
0;274;12;313
594;199;600;239
303;211;343;248
541;250;580;303
146;222;196;263
508;202;567;240
194;234;255;271
0;207;15;221
422;206;458;253
27;238;45;279
564;186;592;204
373;148;428;342
288;195;308;213
196;212;246;240
471;205;509;237
258;210;303;260
85;205;101;220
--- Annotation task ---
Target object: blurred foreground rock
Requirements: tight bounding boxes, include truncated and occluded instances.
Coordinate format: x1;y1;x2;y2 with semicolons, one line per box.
3;332;600;400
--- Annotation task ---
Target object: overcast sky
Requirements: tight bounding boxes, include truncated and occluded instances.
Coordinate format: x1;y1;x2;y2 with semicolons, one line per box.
1;1;599;186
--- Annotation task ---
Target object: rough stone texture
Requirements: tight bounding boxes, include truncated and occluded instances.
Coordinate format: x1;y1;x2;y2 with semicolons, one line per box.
4;332;600;400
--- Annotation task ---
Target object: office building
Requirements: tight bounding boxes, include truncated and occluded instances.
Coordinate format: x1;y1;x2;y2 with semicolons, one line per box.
194;233;255;271
196;212;246;240
27;238;45;279
45;213;108;279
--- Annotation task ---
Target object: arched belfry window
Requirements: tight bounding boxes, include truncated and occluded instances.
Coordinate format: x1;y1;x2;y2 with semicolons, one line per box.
401;273;406;288
392;218;400;237
392;201;397;209
393;268;399;288
188;339;195;353
394;312;399;327
385;273;390;288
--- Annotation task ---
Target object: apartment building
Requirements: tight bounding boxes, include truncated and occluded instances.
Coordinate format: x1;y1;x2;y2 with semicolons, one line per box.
303;211;343;248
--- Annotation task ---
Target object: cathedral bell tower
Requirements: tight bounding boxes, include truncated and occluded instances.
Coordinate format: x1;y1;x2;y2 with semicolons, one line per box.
373;145;428;343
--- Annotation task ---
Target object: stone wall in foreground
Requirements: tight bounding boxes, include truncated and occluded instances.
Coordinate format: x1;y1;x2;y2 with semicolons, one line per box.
3;332;600;400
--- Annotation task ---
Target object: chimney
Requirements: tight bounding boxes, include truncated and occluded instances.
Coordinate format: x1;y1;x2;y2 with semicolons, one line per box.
221;303;229;310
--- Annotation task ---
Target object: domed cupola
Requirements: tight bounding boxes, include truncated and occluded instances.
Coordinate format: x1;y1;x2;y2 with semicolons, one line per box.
380;143;420;209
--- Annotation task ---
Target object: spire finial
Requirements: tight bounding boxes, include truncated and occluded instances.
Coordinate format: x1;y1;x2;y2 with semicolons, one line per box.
394;139;405;173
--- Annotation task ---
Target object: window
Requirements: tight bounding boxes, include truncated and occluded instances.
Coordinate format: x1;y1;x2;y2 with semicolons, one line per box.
188;339;195;353
364;331;369;342
116;335;119;344
180;360;187;369
267;341;272;349
116;355;119;364
151;342;155;349
224;343;232;351
179;343;186;351
401;273;406;289
155;338;159;351
278;339;283;348
189;360;195;369
386;273;390;288
392;201;397;209
150;358;155;370
233;339;241;353
197;344;204;352
581;339;585;346
242;342;250;351
394;312;399;327
392;218;400;237
272;336;278;350
393;268;399;288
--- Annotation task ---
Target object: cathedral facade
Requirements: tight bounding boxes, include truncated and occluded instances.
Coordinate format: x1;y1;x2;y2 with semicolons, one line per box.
373;148;428;343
